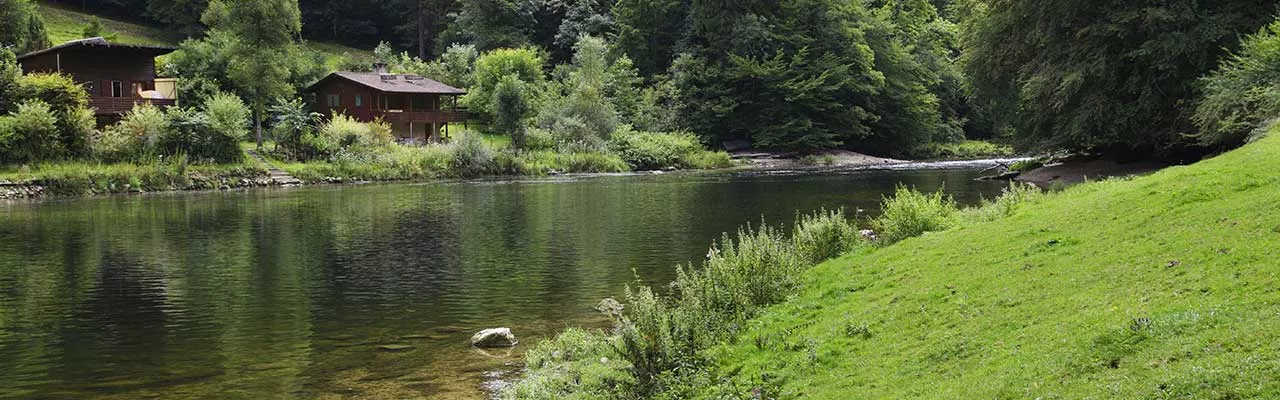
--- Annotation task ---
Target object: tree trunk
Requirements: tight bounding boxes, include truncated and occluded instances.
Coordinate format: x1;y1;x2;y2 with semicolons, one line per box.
254;106;263;150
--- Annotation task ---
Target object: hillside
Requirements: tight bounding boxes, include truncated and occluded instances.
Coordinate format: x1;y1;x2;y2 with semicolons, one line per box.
710;133;1280;397
34;1;371;64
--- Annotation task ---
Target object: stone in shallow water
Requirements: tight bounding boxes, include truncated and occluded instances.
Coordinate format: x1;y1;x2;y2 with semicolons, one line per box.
378;344;414;352
470;328;518;348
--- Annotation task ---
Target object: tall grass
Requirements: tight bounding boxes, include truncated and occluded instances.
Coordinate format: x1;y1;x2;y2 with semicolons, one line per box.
506;186;1048;399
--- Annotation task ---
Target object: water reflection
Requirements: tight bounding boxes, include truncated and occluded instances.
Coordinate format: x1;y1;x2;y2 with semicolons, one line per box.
0;169;1007;399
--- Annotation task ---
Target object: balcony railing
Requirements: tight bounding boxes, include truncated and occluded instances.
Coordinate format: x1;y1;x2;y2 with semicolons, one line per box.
91;97;177;115
373;109;470;124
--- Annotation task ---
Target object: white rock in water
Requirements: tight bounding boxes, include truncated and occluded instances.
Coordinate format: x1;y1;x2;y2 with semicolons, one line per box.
471;328;518;348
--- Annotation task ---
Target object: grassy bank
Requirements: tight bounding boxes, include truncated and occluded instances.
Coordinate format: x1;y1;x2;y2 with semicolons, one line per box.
0;159;268;197
507;130;1280;398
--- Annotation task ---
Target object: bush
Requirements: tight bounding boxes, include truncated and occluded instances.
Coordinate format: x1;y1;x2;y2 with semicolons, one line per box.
559;152;629;173
681;151;734;170
524;127;557;151
203;92;250;141
447;131;497;177
96;104;169;162
609;129;701;170
160;107;242;163
793;208;863;264
16;73;94;159
2;100;61;162
872;186;960;244
502;328;633;400
1195;20;1280;147
493;74;531;148
917;140;1016;160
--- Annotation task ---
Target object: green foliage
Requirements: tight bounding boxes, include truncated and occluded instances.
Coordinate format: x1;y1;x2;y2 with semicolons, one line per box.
871;185;959;244
467;47;546;119
422;43;479;88
203;0;304;146
95;104;169;162
792;208;863;264
962;0;1279;155
708;128;1280;400
918;140;1016;159
0;0;50;54
1194;20;1280;148
673;0;948;154
203;92;251;141
538;36;619;144
608;129;704;170
612;0;687;76
502;328;633;399
448;130;497;177
160;107;243;163
82;17;118;41
2;100;61;163
957;182;1044;224
494;75;532;148
448;0;530;51
0;49;21;115
269;97;323;159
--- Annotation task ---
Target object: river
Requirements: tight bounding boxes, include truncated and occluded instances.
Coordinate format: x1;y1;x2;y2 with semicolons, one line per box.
0;166;1010;399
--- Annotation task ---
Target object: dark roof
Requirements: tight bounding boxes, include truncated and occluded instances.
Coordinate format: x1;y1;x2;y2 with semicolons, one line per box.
17;37;176;61
312;72;467;95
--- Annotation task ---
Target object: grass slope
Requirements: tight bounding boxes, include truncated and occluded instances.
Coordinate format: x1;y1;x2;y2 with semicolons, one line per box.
712;134;1280;398
35;1;371;62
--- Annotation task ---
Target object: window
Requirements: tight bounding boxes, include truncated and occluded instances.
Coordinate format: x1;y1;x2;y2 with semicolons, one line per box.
355;94;363;108
327;94;341;108
111;81;124;98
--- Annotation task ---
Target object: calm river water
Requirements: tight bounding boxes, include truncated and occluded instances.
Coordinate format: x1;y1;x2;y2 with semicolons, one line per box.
0;167;1009;399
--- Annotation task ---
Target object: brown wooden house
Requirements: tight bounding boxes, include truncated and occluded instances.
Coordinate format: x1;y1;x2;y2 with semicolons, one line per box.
17;37;177;122
308;66;469;143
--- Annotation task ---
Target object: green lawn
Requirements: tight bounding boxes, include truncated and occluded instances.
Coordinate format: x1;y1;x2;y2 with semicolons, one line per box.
709;133;1280;398
35;1;372;63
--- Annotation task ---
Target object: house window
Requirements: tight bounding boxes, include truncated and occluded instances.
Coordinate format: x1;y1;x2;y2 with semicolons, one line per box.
355;95;363;108
327;94;341;108
111;81;124;98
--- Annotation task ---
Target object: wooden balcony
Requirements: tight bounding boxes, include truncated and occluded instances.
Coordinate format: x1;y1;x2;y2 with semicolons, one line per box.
91;97;177;115
373;109;470;124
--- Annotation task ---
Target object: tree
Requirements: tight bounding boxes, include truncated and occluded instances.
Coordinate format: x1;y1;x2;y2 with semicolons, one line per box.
538;35;618;142
1195;20;1280;149
466;47;545;118
0;49;22;115
493;75;531;148
0;0;50;54
963;0;1280;156
146;0;209;36
203;0;304;149
612;0;687;76
447;0;530;51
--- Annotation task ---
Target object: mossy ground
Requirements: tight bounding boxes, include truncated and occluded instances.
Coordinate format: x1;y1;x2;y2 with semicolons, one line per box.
708;133;1280;398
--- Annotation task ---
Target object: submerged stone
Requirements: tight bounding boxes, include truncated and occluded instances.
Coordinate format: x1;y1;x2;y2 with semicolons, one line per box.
470;328;518;348
378;344;414;352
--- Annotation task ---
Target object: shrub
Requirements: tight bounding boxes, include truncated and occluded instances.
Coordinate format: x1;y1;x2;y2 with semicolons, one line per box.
681;150;734;170
269;97;322;159
203;92;250;141
447;131;496;177
3;100;61;162
872;186;960;244
502;328;633;400
609;129;701;170
96;104;170;162
160;107;242;163
16;73;94;158
524;127;557;151
0;49;21;115
559;152;629;173
918;140;1016;160
793;208;863;264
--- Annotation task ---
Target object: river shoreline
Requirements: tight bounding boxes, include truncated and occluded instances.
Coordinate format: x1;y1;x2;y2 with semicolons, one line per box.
0;156;1032;201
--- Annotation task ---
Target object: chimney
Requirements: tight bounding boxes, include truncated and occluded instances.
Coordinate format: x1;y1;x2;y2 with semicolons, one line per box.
372;62;389;74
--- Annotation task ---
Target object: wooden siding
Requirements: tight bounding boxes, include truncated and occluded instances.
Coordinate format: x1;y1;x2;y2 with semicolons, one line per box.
311;79;468;125
19;46;170;116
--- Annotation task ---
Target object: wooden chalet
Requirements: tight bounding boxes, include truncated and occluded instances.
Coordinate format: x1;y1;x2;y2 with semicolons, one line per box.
308;65;469;143
17;37;177;122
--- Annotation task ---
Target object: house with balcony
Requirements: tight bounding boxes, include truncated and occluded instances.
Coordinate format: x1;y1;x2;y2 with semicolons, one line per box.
17;37;177;123
308;65;470;143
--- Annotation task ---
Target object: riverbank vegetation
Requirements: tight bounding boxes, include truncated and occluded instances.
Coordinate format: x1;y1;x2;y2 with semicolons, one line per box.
505;126;1280;399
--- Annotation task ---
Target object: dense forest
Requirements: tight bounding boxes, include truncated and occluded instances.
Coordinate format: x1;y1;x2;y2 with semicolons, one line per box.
8;0;1280;159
